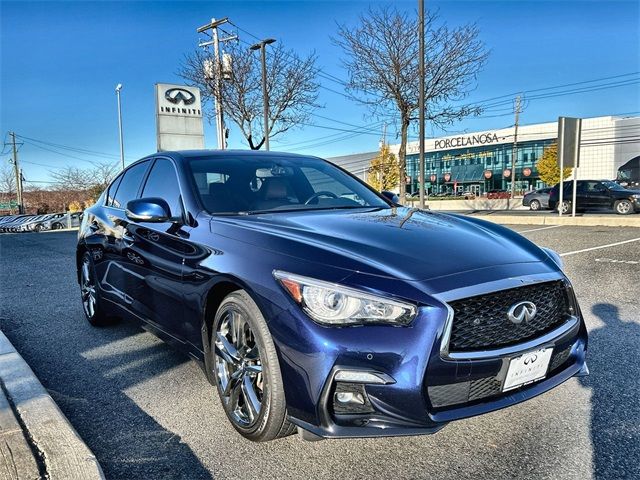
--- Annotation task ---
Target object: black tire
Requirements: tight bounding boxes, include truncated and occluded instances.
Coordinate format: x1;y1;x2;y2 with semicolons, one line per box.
210;290;295;442
34;224;42;232
79;252;114;326
529;199;541;211
52;223;62;230
614;199;633;215
560;200;571;214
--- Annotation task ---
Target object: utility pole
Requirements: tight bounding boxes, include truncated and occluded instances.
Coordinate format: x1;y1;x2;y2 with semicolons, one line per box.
250;38;276;151
197;17;232;150
510;95;522;202
418;0;426;210
10;132;23;214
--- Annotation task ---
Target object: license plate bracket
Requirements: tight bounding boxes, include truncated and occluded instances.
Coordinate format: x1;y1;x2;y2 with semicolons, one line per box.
502;347;553;392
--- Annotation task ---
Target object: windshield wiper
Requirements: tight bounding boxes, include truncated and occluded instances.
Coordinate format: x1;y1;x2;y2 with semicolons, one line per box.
235;205;386;215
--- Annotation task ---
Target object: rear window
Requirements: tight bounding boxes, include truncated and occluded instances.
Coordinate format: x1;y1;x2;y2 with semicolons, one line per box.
111;161;150;209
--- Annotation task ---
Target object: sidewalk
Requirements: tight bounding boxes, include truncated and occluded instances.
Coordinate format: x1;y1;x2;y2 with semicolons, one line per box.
0;331;104;480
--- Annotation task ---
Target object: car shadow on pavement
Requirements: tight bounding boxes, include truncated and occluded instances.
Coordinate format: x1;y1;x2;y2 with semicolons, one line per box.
0;233;213;479
580;303;640;479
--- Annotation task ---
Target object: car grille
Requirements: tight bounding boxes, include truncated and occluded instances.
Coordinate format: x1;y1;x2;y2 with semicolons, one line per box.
447;281;570;352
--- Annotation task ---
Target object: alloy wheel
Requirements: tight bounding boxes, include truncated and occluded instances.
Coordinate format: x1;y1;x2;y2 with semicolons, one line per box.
561;201;571;214
617;200;631;214
530;200;540;211
80;258;97;319
214;308;264;428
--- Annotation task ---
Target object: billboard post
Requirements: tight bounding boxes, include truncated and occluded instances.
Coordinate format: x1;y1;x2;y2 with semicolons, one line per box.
557;117;582;217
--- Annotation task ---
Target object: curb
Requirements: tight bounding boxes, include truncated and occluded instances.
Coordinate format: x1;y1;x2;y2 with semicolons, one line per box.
0;331;104;479
461;213;640;228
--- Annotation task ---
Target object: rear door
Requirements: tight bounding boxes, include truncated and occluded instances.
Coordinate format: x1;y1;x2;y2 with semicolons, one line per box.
583;181;611;209
97;160;151;311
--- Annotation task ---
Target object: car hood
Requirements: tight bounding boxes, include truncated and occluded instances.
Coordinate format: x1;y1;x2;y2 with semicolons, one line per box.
209;207;552;281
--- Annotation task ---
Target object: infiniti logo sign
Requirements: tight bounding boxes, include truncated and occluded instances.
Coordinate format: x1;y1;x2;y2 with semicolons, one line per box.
507;301;537;324
165;88;196;105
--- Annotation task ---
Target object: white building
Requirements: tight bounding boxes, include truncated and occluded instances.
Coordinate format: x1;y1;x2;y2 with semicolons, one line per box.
329;115;640;195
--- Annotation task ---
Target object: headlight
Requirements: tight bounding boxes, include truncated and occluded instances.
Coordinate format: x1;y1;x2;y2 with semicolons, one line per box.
542;247;564;270
273;271;417;326
632;194;640;199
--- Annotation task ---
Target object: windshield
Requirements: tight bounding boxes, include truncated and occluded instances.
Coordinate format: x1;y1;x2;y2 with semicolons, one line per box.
188;155;390;215
601;180;626;191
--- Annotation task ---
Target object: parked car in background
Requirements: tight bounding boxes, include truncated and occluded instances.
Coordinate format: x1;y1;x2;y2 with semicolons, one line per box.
522;187;552;211
77;150;588;442
0;215;36;233
549;180;640;214
616;155;640;189
36;212;82;231
486;189;511;199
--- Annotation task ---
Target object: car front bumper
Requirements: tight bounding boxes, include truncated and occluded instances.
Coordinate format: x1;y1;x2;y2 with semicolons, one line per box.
269;276;588;439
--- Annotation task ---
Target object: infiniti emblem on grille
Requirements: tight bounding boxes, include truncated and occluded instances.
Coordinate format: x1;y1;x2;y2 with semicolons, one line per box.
507;301;537;324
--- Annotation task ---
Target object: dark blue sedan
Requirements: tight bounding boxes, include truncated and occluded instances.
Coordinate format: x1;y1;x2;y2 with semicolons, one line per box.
77;150;588;441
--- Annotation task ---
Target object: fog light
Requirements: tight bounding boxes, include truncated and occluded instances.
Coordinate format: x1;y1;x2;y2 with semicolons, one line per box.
332;382;375;415
335;391;365;405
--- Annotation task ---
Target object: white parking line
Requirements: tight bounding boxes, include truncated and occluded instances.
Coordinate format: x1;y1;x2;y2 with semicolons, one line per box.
519;225;563;233
560;237;640;257
595;258;640;265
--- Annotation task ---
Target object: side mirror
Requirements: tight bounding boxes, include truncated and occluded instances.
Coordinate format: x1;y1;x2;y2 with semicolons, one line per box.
126;197;174;223
381;190;400;205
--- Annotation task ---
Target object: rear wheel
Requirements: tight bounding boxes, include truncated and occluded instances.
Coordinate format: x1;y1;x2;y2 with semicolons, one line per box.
560;200;571;214
614;199;633;215
211;291;295;442
529;199;541;211
80;252;114;326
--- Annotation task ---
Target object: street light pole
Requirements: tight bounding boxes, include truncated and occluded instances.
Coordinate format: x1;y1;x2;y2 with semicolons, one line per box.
250;38;276;151
115;84;125;170
418;0;426;209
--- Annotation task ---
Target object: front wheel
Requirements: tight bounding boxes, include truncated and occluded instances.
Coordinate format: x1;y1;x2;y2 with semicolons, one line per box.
614;199;633;215
529;199;541;211
211;291;295;442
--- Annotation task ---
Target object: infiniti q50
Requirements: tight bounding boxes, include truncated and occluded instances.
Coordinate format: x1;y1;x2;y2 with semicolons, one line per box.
77;150;588;441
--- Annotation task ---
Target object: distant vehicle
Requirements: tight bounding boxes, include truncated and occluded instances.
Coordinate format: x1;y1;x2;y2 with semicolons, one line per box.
0;215;36;233
616;155;640;189
522;188;552;211
549;180;640;215
36;212;82;231
486;189;511;199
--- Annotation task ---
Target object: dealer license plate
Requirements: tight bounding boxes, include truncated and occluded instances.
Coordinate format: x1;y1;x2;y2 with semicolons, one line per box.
502;347;553;392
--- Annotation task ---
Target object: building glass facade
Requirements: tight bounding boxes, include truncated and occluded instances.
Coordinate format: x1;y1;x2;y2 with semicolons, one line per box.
406;138;556;195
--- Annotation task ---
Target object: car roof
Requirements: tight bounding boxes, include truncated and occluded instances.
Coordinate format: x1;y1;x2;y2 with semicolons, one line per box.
141;149;325;165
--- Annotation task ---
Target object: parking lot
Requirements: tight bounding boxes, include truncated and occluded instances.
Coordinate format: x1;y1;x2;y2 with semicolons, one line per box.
0;225;638;480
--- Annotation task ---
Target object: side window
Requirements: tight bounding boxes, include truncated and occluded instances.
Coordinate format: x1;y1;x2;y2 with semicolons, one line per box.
106;173;124;206
141;159;183;218
112;160;150;209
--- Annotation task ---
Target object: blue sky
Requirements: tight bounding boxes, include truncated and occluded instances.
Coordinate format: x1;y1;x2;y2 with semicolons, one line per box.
1;0;639;185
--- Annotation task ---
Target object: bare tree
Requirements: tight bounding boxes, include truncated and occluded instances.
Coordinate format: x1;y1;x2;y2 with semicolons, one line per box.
334;7;489;202
179;41;320;149
0;163;17;212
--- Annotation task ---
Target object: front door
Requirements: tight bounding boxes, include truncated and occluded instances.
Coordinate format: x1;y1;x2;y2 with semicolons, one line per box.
123;158;191;340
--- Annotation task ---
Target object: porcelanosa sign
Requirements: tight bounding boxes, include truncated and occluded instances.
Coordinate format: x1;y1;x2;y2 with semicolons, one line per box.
434;133;499;150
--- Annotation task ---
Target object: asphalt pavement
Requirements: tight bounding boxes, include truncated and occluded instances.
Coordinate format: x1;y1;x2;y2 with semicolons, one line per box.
0;227;639;480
